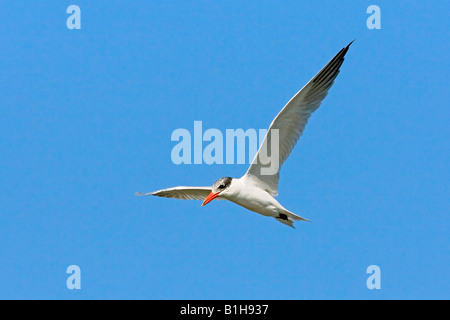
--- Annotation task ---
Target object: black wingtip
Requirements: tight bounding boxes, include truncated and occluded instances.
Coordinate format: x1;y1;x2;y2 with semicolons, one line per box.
347;39;355;48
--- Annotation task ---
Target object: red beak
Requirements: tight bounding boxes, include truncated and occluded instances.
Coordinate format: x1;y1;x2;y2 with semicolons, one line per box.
202;191;219;206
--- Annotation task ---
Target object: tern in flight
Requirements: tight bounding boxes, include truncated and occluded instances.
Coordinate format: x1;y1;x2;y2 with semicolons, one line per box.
137;41;353;227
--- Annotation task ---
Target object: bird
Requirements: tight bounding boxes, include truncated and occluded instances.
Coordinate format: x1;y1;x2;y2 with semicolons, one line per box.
137;41;353;228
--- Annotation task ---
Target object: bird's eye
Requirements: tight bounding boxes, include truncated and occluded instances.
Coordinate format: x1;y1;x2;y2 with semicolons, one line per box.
219;184;225;189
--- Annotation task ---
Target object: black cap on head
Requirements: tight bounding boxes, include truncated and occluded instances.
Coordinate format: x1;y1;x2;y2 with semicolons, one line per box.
212;177;233;193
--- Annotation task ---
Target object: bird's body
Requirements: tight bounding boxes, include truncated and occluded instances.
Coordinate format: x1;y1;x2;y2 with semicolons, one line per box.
137;41;353;228
217;177;306;227
223;178;281;217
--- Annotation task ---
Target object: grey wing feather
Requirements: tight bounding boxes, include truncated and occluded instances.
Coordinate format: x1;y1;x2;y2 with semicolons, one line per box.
243;41;353;196
136;186;220;201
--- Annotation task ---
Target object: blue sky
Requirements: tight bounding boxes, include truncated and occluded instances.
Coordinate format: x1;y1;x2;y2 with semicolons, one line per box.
1;1;448;299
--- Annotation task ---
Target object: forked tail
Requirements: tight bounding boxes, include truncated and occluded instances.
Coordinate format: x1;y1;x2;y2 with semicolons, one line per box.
275;211;311;228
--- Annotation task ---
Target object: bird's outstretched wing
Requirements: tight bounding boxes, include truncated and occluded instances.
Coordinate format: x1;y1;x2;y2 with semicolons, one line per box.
136;186;223;200
242;41;353;196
